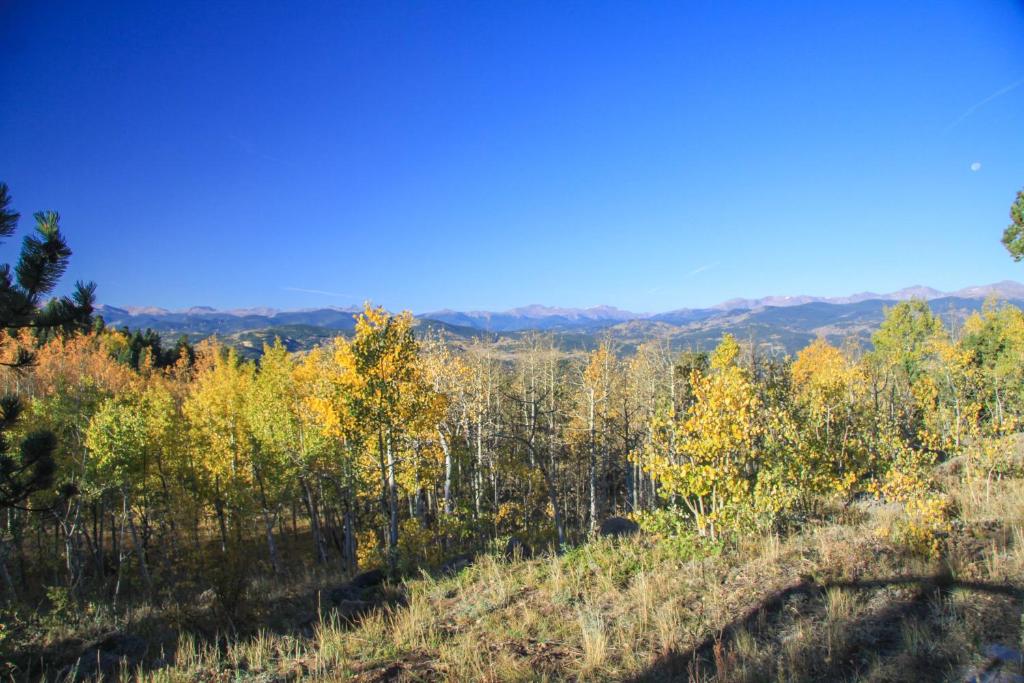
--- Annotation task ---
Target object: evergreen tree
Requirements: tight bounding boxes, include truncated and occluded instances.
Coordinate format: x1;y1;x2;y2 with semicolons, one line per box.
1001;188;1024;261
0;182;94;510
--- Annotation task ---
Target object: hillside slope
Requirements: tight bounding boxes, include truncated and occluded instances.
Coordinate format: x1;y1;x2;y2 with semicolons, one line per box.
14;453;1023;682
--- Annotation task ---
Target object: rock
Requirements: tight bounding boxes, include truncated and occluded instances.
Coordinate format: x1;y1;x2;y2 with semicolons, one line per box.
66;632;148;680
440;553;474;576
328;584;359;604
598;516;640;538
504;536;533;560
349;568;385;590
299;597;374;634
326;568;386;605
93;632;147;659
333;599;372;623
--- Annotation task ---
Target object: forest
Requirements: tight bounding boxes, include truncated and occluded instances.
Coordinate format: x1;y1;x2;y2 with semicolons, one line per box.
2;184;1024;680
4;292;1024;595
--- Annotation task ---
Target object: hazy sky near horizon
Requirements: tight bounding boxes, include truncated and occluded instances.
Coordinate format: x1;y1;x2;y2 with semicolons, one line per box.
2;1;1023;313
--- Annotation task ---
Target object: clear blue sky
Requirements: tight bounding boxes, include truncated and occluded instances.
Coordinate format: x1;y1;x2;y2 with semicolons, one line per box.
2;1;1023;313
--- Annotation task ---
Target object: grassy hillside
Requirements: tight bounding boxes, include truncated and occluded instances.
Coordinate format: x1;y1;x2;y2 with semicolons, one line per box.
8;447;1023;682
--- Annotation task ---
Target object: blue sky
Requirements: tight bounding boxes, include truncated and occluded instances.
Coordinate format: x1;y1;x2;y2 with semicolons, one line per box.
2;1;1023;313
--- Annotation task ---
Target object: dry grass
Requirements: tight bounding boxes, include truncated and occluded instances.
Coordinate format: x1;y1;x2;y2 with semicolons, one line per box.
9;465;1024;682
955;474;1024;524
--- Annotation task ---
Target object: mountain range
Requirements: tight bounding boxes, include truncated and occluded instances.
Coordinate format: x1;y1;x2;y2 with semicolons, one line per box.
95;280;1024;358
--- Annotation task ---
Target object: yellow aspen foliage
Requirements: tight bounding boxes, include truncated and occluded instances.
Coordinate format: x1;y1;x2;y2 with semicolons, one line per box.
790;338;874;497
791;339;860;425
322;304;446;560
868;443;952;557
182;344;256;510
638;335;774;538
296;347;348;440
356;529;385;569
913;335;980;452
961;302;1024;435
85;381;177;499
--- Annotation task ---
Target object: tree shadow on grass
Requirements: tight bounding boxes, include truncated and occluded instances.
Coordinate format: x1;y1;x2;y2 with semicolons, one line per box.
8;570;409;681
9;531;513;681
627;571;1024;683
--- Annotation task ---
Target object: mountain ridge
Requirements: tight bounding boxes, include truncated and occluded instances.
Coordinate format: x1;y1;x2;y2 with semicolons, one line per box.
99;280;1024;328
93;281;1024;358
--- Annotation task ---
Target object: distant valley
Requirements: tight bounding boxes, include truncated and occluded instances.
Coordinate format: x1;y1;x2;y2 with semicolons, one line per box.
96;280;1024;358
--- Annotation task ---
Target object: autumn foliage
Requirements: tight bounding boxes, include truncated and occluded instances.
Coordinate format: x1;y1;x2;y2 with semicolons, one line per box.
2;298;1024;609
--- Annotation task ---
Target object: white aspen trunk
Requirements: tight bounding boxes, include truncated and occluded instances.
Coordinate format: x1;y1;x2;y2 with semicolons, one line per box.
475;416;483;516
386;436;399;566
588;390;598;532
301;478;329;564
262;506;281;574
125;497;152;592
439;428;453;515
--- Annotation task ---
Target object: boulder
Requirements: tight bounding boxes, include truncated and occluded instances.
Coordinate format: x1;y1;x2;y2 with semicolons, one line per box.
333;599;372;623
349;568;385;590
598;516;640;538
440;553;474;576
504;536;533;560
328;584;359;604
65;632;148;680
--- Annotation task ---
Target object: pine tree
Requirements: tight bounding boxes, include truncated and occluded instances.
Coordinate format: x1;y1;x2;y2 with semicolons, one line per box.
0;183;94;511
1001;188;1024;261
